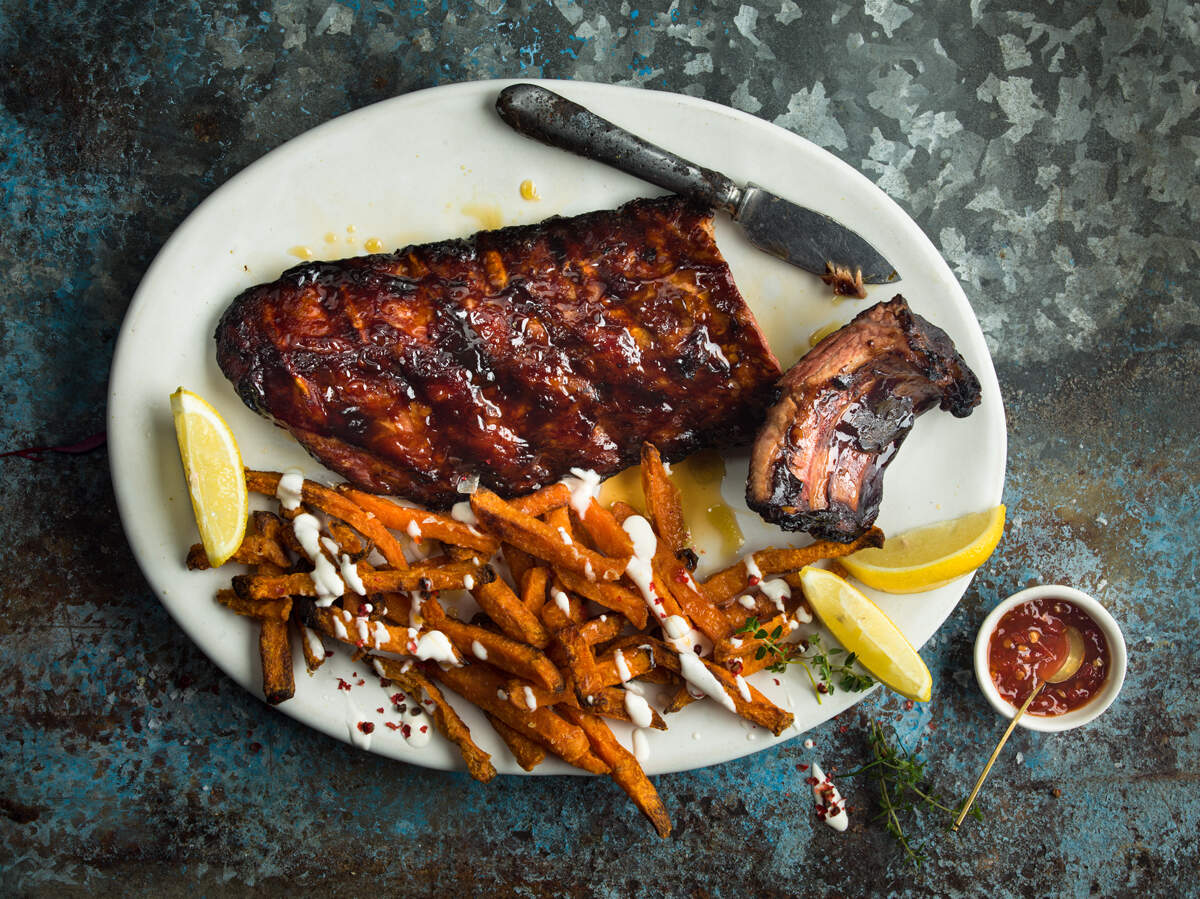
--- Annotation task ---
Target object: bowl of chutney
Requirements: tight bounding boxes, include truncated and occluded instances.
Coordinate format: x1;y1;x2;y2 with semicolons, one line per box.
973;585;1126;732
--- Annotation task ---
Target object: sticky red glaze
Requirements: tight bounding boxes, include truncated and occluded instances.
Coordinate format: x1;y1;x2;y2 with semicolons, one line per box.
987;598;1110;716
216;196;781;507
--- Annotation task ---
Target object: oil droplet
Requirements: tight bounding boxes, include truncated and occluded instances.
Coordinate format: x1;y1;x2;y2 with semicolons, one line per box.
520;179;540;201
461;202;503;231
346;224;357;234
364;237;384;253
808;321;841;347
323;232;337;244
288;245;314;260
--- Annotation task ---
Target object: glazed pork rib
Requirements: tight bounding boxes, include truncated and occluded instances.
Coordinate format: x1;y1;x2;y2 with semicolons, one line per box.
217;196;782;507
747;296;981;542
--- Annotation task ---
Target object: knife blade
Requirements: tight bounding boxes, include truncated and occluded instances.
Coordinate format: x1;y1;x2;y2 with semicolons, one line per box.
495;84;898;291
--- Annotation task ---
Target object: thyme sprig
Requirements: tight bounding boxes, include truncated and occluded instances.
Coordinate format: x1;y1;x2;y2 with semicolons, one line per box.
844;719;982;868
734;618;875;703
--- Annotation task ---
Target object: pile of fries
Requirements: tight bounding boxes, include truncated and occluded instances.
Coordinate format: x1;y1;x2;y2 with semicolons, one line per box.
188;443;881;837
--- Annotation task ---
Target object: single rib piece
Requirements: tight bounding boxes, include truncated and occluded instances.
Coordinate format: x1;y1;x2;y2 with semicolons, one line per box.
747;296;981;542
216;196;781;507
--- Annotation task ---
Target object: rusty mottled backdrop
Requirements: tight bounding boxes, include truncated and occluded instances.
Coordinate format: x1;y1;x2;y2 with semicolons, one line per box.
2;0;1197;896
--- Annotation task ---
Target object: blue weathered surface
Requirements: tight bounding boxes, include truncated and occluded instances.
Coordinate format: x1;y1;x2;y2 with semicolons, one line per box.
2;1;1197;895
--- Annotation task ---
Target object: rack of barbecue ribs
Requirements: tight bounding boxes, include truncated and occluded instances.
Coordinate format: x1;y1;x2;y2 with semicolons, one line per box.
747;296;981;542
216;196;782;507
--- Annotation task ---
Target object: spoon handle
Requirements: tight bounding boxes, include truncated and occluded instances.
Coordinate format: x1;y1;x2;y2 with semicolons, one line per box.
952;681;1044;831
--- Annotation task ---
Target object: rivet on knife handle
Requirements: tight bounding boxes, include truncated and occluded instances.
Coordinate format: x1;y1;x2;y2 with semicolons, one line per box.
496;84;741;214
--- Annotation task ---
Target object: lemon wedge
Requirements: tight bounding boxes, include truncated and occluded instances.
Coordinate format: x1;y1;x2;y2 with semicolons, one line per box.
838;506;1006;594
798;566;932;702
170;388;248;567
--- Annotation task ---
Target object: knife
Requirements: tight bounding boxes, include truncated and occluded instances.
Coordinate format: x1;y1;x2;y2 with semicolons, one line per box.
495;84;898;294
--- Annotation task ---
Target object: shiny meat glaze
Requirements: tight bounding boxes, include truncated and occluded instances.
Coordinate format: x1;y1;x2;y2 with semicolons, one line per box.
746;296;981;542
216;196;781;507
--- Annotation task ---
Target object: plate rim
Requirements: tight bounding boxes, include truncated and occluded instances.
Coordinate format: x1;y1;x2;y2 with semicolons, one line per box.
108;77;1007;776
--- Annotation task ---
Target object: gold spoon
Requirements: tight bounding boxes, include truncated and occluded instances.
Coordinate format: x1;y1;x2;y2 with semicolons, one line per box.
952;626;1086;831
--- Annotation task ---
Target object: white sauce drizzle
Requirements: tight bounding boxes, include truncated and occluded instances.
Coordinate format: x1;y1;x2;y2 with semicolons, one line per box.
320;536;340;555
734;674;752;703
372;620;390;648
810;762;849;832
614;649;633;683
332;616;349;641
562;467;602;519
523;686;538;711
340;555;367;595
276;468;304;511
409;590;425;628
292;513;345;606
760;577;791;613
631;728;650;763
738;595;757;610
463;574;475;591
354;616;370;645
744;554;764;583
556;526;573;546
622;515;662;618
583;560;595;581
793;605;813;624
409;629;459;666
471;640;488;660
624;690;653;728
302;626;325;660
450;501;478;527
553;589;571;615
371;658;387;679
406;520;423;541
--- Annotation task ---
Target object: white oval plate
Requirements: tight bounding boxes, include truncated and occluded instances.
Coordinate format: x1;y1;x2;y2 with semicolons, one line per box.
109;79;1005;776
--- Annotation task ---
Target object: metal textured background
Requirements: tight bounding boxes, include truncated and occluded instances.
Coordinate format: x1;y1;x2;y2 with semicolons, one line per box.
2;1;1197;895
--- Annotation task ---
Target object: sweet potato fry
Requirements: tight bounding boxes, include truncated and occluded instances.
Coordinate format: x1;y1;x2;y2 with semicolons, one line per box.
245;469;410;568
187;534;291;570
485;712;545;771
259;618;295;704
217;589;291;621
639;637;794;736
296;621;328;672
338;486;500;555
555;624;600;696
520;566;549;614
502;542;536;587
422;599;562;692
559;706;672;838
640;443;689;557
233;559;485;601
371;656;497;783
505;677;575;711
306;605;465;664
471;488;627;582
539;585;588;632
555;567;648;629
468;572;550;648
581;687;668;731
433;663;608;774
509;482;570;518
588;644;657;694
573;498;635;558
655;555;730;642
580;614;625;646
701;528;884;604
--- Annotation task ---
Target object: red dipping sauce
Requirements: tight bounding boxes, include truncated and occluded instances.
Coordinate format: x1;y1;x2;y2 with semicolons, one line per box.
987;598;1110;716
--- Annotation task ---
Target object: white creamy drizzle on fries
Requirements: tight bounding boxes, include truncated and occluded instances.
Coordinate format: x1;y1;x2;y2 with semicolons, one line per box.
624;689;653;728
303;626;325;659
614;649;632;683
450;501;478;527
276;467;304;511
632;728;650;763
562;467;602;518
291;513;345;605
340;554;367;595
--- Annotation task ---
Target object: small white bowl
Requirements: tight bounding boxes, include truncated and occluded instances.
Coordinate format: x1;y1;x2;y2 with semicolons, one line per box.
973;584;1126;732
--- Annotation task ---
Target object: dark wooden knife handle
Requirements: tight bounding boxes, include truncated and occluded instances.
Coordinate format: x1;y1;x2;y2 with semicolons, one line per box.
496;84;741;213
